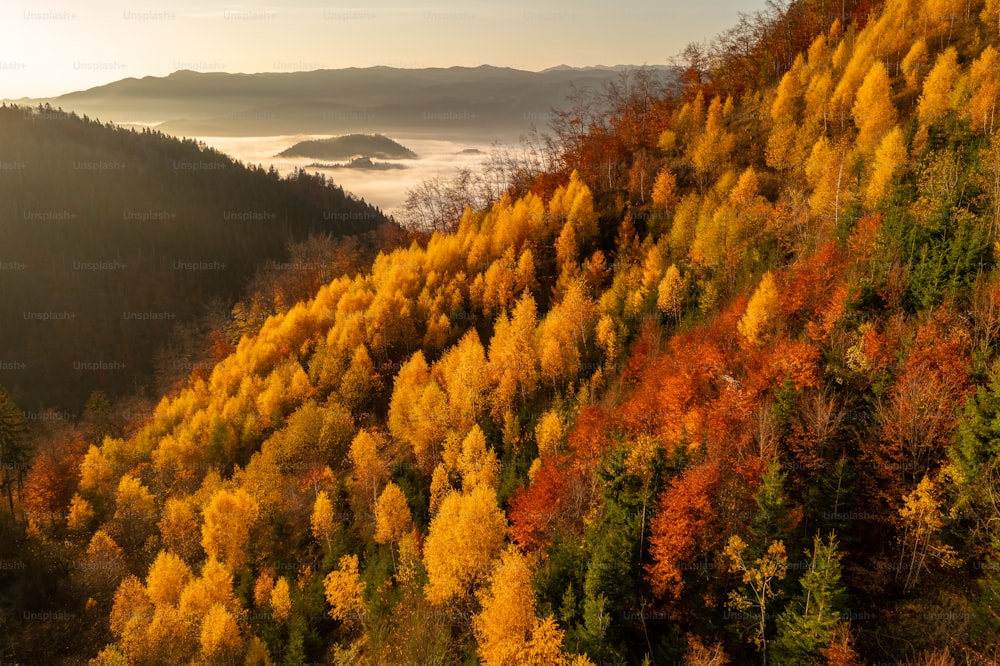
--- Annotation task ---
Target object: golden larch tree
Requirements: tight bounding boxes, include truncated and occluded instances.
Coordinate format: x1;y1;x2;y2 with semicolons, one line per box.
738;272;781;347
323;554;366;622
146;550;192;607
689;96;736;187
657;264;686;322
901;39;929;91
201;488;260;569
771;56;804;121
852;61;897;153
158;496;202;563
349;428;388;511
429;463;452;516
423;485;509;604
865;126;909;207
472;547;541;665
487;293;539;418
433;329;489;431
199;603;242;663
651;168;678;212
374;481;412;545
918;47;960;126
969;45;1000;135
534;410;565;459
457;425;500;492
269;576;292;623
310;490;335;548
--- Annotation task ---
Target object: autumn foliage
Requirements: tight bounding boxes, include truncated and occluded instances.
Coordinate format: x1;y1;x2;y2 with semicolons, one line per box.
11;0;1000;663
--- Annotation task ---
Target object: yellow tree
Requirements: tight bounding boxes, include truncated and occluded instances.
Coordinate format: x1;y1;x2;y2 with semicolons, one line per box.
433;329;489;431
483;247;520;316
349;429;388;512
969;45;1000;135
78;443;115;499
689;96;736;188
651;168;678;212
112;474;157;551
657;264;686;322
768;120;801;174
487;293;539;418
548;171;598;246
534;410;565;459
270;576;292;623
537;294;588;390
804;71;834;129
374;481;412;545
109;575;154;662
738;272;781;348
388;351;448;468
338;343;376;413
323;554;366;622
897;475;958;593
805;135;850;221
901;39;929;91
852;61;897;153
429;463;452;516
177;557;238;627
66;493;95;532
146;550;193;607
472;547;542;665
311;490;335;550
199;603;242;663
595;314;622;367
984;0;1000;33
555;219;579;271
158;496;202;563
865;126;909;207
918;47;960;127
201;488;260;569
457;425;500;492
423;485;509;604
80;529;127;593
724;536;788;661
253;570;275;609
771;56;804;122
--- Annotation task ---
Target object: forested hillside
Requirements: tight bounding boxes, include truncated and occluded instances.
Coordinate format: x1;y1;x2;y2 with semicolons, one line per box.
5;0;1000;662
0;106;393;411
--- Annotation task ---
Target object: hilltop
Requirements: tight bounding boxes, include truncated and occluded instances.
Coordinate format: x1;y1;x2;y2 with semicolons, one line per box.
278;134;417;160
10;66;673;141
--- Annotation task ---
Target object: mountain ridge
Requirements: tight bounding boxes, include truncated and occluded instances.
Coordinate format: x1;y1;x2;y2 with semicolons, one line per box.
7;65;678;140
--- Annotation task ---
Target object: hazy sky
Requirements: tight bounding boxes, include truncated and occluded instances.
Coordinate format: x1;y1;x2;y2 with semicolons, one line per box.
1;0;767;99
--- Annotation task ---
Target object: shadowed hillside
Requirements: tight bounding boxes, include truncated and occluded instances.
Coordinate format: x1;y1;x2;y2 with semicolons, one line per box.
0;105;392;411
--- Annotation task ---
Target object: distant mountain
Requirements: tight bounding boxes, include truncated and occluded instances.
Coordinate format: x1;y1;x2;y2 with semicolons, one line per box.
278;134;417;160
0;105;391;411
10;65;678;141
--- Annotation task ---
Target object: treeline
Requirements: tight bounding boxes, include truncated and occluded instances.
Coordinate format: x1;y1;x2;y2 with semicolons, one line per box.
0;105;393;411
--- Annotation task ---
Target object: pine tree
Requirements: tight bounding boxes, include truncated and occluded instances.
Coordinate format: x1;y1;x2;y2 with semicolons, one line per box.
0;387;28;515
771;534;850;664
